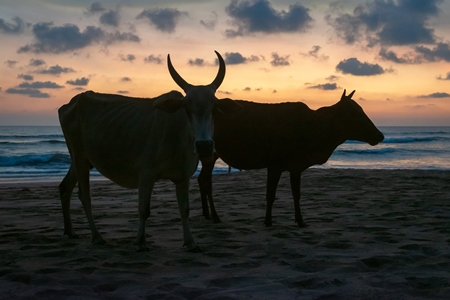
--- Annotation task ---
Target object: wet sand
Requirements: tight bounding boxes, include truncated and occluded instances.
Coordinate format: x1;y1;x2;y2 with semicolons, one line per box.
0;168;449;299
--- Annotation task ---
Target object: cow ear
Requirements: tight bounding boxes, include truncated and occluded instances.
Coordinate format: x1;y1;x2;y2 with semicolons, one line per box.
153;97;185;112
217;98;242;113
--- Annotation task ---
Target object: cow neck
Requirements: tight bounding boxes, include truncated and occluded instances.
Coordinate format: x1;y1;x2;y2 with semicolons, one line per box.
316;104;347;151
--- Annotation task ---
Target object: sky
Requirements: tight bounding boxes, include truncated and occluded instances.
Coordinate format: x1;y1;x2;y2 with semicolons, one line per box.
1;0;450;126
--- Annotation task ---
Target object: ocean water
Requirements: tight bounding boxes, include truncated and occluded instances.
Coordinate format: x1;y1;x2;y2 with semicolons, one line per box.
0;126;449;183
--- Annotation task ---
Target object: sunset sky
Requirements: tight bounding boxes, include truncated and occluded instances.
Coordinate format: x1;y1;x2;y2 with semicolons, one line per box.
1;0;450;126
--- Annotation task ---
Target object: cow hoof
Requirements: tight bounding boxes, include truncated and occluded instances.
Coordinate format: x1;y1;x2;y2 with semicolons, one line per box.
136;245;149;252
264;220;273;227
92;236;106;245
297;221;308;228
66;233;80;239
184;242;201;253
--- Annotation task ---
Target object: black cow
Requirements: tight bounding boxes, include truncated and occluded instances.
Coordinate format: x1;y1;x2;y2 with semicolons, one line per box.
198;90;384;227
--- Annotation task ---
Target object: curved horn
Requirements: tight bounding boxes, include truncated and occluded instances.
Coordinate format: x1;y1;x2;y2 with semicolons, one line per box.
348;90;356;98
167;54;190;91
210;50;226;89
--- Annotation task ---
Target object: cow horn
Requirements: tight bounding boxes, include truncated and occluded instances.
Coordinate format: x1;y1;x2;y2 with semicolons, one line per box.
348;90;356;98
167;54;190;91
210;51;226;89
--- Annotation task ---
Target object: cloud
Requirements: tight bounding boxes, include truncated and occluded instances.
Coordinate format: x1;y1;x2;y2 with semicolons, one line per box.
18;81;64;89
414;42;450;62
437;72;450;80
188;58;206;66
336;58;386;76
308;83;339;90
327;0;441;46
302;45;329;61
225;0;313;37
86;2;106;15
218;90;232;95
200;12;218;30
243;87;251;91
5;87;50;98
137;8;187;33
325;75;339;81
380;42;450;64
100;10;120;27
4;60;18;68
144;54;163;64
121;77;131;82
270;52;290;66
418;92;450;98
223;52;260;65
18;74;34;81
17;22;139;54
66;77;89;86
119;54;136;62
36;65;75;75
29;58;46;67
0;17;26;34
117;90;129;94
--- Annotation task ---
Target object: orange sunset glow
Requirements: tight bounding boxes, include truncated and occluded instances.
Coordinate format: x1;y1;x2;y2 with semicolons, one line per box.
1;0;450;126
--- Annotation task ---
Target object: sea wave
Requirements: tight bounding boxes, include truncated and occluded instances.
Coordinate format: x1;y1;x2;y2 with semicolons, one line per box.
382;136;449;144
0;153;71;167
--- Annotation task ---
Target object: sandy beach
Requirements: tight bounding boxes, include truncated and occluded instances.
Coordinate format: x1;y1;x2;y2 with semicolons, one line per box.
0;168;449;299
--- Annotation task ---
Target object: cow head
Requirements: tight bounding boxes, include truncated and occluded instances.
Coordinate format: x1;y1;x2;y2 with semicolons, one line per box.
154;51;239;161
334;89;384;146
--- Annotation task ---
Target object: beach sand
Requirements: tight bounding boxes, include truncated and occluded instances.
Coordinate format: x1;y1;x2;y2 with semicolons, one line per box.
0;168;449;299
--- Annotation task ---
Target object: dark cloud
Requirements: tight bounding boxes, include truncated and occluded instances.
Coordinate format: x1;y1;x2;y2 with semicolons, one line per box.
325;75;339;81
223;52;260;65
18;74;34;81
144;54;163;64
243;87;251;91
66;77;89;86
302;45;329;61
119;54;136;62
418;92;450;98
121;77;131;82
18;81;64;89
5;87;50;98
188;58;206;66
327;0;442;46
336;58;386;76
100;10;120;27
225;0;313;37
36;65;75;75
4;60;18;68
137;8;187;33
379;48;416;64
117;90;129;94
218;90;232;95
0;17;26;34
308;83;338;90
380;42;450;64
17;22;139;54
414;42;450;62
270;53;290;66
437;72;450;80
86;2;106;14
200;12;218;30
29;58;46;67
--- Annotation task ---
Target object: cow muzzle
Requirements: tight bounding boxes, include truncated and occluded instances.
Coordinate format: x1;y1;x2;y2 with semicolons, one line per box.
195;140;214;161
369;131;385;146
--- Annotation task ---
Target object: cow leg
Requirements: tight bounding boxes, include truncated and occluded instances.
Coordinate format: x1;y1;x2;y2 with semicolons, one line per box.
264;168;282;227
135;172;155;252
176;179;199;252
75;160;105;244
198;157;220;223
59;164;78;238
290;171;307;228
